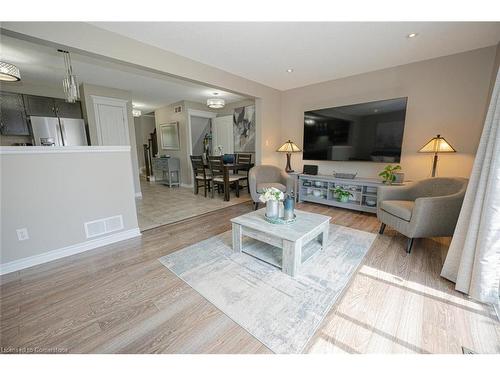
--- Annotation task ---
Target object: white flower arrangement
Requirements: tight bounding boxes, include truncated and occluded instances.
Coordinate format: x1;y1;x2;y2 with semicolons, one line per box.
259;187;284;203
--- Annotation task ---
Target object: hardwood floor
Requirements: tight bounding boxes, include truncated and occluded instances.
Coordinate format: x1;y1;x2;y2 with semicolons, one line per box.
1;202;499;354
136;178;251;231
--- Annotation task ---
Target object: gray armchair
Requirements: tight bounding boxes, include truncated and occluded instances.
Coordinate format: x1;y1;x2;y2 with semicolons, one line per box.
249;165;294;210
377;177;468;253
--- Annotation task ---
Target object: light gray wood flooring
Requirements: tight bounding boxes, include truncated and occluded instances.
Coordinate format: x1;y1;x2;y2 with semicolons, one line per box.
1;202;498;353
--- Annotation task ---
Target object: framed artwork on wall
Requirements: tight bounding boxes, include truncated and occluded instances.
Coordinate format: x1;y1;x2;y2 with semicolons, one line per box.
233;105;255;153
160;122;180;150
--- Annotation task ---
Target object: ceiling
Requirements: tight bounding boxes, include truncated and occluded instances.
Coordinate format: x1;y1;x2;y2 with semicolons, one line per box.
92;22;500;90
0;35;248;113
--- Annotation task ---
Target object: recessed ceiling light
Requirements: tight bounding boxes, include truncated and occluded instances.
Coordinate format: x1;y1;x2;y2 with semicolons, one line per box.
407;33;418;39
286;68;294;73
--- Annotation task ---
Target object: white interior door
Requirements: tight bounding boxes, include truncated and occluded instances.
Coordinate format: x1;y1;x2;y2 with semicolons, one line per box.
92;96;129;145
212;115;233;155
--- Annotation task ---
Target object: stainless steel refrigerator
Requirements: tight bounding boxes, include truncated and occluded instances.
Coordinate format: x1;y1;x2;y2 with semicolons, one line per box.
30;116;88;146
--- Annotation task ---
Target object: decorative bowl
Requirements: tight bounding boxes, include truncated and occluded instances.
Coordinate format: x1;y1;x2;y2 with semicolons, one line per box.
365;199;376;207
312;189;322;197
264;214;297;224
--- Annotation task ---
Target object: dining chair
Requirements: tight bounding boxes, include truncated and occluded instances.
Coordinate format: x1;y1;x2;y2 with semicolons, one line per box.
236;153;253;193
208;155;242;199
190;155;212;197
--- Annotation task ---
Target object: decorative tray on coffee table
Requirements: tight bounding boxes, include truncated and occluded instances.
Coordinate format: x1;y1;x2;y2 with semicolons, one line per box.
264;214;297;225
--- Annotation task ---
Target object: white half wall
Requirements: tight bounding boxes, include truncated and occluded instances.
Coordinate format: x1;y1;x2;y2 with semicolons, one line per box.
0;146;140;273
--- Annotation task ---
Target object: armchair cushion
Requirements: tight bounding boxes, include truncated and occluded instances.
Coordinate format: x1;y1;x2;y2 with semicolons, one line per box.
257;182;287;193
380;200;415;222
249;165;293;203
377;177;468;239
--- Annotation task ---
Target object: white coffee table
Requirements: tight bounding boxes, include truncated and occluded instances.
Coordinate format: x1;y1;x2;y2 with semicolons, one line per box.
230;208;330;277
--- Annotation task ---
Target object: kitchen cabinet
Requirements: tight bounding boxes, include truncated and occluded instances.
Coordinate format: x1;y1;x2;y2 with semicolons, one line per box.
24;95;82;119
54;99;83;119
0;91;30;136
24;95;56;117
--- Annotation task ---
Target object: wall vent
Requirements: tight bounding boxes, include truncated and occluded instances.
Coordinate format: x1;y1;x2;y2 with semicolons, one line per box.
174;105;182;113
85;215;124;239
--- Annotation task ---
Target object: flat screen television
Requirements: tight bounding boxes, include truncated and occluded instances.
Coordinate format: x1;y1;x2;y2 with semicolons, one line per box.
303;97;407;162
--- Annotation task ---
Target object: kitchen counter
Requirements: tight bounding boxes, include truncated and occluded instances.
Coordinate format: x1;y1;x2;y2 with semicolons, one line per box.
0;145;131;154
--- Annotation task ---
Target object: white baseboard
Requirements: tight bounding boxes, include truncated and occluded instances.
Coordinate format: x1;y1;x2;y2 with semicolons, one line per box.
0;228;141;275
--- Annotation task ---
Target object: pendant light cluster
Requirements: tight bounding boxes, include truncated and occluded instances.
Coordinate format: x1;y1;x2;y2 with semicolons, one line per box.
59;49;80;103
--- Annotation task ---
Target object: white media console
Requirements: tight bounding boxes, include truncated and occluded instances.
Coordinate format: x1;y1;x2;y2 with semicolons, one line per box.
297;174;390;213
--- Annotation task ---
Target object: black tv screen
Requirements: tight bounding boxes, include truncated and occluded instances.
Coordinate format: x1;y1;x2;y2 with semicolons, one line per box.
303;97;407;162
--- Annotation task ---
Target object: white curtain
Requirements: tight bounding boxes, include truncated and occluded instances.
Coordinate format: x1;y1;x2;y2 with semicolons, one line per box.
441;68;500;305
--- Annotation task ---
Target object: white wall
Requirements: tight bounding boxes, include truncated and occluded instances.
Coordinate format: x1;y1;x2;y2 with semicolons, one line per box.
280;46;497;181
0;146;139;271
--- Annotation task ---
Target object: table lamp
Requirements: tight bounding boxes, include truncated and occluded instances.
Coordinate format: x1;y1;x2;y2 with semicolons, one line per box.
277;140;301;173
418;134;456;177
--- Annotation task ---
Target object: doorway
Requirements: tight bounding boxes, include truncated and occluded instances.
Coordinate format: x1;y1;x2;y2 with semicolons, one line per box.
186;109;217;167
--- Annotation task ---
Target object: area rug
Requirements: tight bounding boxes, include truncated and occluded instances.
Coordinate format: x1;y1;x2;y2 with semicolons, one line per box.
158;223;376;353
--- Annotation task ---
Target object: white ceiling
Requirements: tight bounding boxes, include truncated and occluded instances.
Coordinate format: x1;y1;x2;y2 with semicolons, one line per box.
0;35;247;113
92;22;500;90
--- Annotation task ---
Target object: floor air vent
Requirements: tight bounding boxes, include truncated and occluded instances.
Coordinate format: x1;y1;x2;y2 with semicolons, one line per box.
85;215;124;238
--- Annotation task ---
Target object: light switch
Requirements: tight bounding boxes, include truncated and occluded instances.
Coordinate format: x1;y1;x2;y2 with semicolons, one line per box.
16;228;29;241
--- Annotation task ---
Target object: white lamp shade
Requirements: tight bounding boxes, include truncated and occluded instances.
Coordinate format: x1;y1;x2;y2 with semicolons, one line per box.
277;140;302;153
419;134;456;153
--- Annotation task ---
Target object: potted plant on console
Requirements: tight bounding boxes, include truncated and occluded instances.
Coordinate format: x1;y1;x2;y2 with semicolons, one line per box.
332;186;353;203
378;165;402;184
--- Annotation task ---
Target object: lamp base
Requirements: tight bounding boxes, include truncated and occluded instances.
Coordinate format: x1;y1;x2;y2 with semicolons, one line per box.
431;153;438;177
285;153;294;173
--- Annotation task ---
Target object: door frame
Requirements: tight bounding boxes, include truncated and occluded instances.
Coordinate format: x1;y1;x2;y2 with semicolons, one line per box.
186;109;217;178
91;95;129;145
212;114;234;156
187;109;217;156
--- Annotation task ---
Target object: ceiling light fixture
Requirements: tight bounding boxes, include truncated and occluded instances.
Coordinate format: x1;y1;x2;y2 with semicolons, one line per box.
0;61;21;82
286;68;294;73
59;49;80;103
407;33;418;39
132;109;142;117
207;96;225;109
